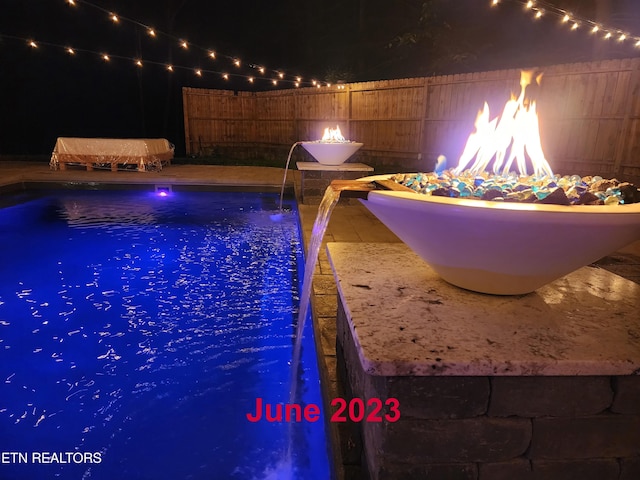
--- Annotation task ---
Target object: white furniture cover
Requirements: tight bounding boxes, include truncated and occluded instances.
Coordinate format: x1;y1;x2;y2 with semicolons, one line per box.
50;137;174;171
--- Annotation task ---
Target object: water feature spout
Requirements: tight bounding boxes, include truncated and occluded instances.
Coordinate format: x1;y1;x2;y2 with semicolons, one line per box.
279;142;303;211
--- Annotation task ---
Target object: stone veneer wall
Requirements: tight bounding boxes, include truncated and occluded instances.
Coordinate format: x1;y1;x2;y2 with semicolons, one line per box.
336;302;640;480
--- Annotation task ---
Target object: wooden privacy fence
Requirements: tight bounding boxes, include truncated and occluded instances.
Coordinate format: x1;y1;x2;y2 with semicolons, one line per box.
183;57;640;181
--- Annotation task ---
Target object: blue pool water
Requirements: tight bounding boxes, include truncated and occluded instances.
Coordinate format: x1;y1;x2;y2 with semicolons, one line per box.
0;189;331;479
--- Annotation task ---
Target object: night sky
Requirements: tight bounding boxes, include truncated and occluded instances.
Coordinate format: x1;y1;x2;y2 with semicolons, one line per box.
0;0;638;156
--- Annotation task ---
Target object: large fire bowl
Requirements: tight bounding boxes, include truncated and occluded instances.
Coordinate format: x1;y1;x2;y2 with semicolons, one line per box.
359;176;640;295
301;142;363;166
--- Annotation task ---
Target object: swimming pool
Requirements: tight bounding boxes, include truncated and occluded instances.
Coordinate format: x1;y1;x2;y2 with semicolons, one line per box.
0;189;331;479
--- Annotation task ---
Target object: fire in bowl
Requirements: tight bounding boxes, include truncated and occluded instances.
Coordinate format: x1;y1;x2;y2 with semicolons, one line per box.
301;126;363;166
357;70;640;295
360;181;640;295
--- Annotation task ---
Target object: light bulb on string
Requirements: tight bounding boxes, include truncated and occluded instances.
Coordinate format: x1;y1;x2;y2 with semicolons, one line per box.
618;33;626;42
166;65;173;72
534;9;543;19
28;40;37;48
195;69;202;76
222;73;229;80
135;59;142;67
180;40;188;49
147;28;156;37
526;1;534;9
591;25;600;34
491;0;499;6
67;0;76;5
102;53;110;61
110;13;119;23
66;47;75;54
562;14;570;23
604;31;612;39
233;59;241;67
208;51;216;59
571;22;579;31
248;77;254;83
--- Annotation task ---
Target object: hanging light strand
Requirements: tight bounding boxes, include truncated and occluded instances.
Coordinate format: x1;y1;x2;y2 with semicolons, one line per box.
0;32;323;88
491;0;640;47
64;0;327;87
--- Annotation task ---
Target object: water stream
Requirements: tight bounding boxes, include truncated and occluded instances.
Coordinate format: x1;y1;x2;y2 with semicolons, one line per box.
279;142;302;211
288;185;341;404
280;180;375;475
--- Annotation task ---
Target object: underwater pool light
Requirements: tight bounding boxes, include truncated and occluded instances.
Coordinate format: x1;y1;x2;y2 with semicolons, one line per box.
155;185;173;197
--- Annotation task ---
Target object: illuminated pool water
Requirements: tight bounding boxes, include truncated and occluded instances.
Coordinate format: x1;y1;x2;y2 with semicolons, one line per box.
0;189;331;479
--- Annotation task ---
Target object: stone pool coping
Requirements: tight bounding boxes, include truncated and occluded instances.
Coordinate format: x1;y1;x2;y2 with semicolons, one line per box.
327;242;640;377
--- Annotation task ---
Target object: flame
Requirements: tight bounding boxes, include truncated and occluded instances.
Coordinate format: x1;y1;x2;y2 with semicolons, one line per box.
321;125;347;142
454;70;554;178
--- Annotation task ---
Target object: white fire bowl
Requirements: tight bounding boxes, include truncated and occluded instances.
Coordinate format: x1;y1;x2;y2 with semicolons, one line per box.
359;176;640;295
301;142;363;166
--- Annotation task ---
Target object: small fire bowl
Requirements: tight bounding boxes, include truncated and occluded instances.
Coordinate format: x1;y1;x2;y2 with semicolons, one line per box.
359;175;640;295
301;142;363;166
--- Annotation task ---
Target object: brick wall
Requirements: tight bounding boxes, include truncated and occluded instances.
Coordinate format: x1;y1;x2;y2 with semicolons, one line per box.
336;301;640;480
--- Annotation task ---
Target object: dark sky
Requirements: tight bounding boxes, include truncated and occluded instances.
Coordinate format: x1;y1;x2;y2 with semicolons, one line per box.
0;0;638;155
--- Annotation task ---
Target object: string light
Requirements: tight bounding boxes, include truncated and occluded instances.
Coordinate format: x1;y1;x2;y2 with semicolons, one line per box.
57;0;330;87
3;31;335;90
491;0;640;50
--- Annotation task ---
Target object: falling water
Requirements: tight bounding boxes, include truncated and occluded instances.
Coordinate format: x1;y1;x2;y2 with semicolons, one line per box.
289;186;341;402
282;180;375;470
279;142;302;211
